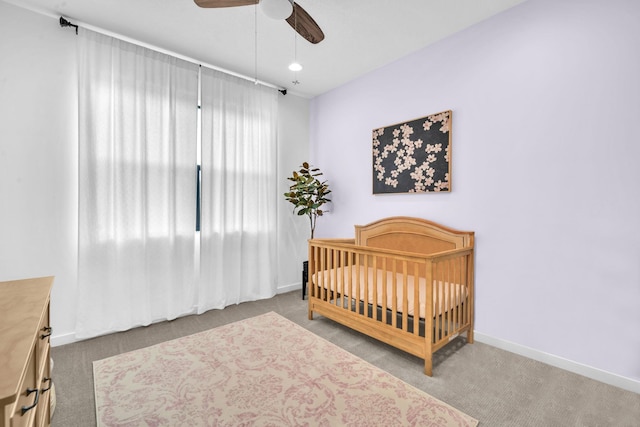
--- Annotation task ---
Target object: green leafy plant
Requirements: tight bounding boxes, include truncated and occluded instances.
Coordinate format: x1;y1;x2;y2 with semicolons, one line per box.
284;162;331;239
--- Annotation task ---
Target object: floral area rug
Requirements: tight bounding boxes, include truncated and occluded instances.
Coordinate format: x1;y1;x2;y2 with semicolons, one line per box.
93;312;478;426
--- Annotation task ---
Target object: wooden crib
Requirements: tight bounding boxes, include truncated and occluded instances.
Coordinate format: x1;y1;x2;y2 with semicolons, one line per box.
307;217;475;376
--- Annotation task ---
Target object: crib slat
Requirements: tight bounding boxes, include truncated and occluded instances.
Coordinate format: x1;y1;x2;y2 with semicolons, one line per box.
349;250;355;310
341;250;345;309
451;258;456;336
413;262;419;335
402;260;408;332
312;246;318;299
392;259;398;329
447;258;452;338
381;257;387;324
313;246;319;299
440;261;445;341
425;258;434;367
337;250;343;308
438;260;443;338
452;257;458;331
434;261;441;341
342;250;348;309
332;249;338;306
358;255;370;317
340;249;346;308
442;259;447;337
348;250;352;310
467;250;475;343
462;254;467;326
316;246;321;300
332;250;336;305
372;255;378;321
320;247;327;301
356;253;361;315
456;255;462;327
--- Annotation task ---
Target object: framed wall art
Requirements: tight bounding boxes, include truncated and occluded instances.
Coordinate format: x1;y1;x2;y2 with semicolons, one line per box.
372;110;452;194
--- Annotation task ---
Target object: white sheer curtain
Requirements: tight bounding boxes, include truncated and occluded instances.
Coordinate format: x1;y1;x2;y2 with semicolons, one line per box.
76;30;199;338
198;68;279;312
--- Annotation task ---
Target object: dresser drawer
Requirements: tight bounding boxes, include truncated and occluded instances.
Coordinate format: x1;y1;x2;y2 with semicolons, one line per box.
35;351;51;427
10;346;38;427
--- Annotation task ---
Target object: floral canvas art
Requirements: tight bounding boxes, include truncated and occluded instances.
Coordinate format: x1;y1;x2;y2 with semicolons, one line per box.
373;110;452;194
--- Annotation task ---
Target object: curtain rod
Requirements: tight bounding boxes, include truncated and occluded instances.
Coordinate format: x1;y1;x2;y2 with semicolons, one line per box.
55;14;286;95
3;0;258;88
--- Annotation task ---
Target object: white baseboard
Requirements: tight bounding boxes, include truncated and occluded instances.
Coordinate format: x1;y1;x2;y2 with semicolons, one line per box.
474;331;640;395
51;332;77;347
276;282;302;295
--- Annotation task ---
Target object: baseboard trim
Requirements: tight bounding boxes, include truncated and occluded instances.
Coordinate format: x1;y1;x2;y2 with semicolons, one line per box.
51;332;77;347
474;331;640;395
276;282;302;295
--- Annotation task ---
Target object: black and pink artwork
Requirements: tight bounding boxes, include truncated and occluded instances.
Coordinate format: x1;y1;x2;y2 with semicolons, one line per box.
373;110;452;194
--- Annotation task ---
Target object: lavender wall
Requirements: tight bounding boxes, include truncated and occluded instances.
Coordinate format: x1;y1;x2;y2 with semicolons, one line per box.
310;0;640;384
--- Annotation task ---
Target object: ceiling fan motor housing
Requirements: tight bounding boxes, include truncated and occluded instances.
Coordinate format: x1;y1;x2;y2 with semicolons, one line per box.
261;0;293;20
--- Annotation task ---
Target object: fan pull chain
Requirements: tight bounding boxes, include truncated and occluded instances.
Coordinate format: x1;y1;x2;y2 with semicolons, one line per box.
292;2;300;85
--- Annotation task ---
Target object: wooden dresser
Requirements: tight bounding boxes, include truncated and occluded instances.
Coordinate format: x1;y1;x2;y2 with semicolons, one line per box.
0;277;53;427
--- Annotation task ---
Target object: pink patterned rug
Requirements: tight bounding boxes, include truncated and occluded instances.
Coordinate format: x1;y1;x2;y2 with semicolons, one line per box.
93;312;478;426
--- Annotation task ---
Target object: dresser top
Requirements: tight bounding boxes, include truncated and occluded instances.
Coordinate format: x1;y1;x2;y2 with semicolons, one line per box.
0;276;53;405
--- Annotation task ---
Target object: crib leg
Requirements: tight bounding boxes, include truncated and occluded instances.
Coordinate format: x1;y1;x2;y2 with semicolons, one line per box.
424;356;433;377
467;329;474;344
308;306;314;320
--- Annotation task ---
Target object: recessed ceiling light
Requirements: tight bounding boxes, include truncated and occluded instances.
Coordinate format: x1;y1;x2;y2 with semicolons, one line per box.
288;62;303;72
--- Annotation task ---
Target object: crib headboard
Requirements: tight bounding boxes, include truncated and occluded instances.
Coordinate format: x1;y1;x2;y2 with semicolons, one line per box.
354;216;473;255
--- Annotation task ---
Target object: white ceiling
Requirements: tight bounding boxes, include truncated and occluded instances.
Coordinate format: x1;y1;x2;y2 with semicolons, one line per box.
9;0;525;98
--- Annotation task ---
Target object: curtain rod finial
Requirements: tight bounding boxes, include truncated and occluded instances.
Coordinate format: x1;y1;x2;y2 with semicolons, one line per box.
59;16;78;34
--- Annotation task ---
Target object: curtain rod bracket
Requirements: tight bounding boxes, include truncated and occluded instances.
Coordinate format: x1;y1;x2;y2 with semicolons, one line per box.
60;17;78;35
279;89;287;96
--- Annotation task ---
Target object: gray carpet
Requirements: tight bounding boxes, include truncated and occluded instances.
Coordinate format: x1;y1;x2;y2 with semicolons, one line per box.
51;291;639;426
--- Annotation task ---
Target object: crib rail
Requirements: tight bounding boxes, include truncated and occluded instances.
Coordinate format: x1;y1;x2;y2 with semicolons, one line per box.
308;238;474;374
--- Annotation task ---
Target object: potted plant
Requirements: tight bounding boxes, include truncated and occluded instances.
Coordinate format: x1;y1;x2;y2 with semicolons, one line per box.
284;162;331;299
284;162;331;239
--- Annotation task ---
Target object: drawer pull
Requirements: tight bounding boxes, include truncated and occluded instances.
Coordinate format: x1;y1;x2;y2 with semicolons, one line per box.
21;388;39;415
40;326;52;339
42;377;52;392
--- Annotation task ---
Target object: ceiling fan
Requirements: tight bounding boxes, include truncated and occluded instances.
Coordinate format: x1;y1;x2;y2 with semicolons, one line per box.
194;0;325;44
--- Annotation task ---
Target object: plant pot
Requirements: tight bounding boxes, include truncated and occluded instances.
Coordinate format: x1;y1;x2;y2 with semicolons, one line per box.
302;260;308;300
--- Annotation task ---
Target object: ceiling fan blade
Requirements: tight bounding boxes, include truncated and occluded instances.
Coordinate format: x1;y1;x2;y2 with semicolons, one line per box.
194;0;257;8
286;2;325;44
